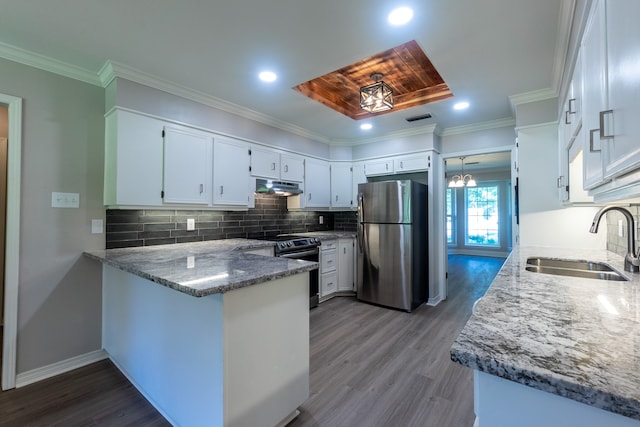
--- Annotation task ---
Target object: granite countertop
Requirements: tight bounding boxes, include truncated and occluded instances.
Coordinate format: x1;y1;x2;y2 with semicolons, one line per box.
287;231;357;240
84;239;318;297
451;246;640;420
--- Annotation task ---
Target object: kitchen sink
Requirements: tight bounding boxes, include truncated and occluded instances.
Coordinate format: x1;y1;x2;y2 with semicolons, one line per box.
525;257;628;282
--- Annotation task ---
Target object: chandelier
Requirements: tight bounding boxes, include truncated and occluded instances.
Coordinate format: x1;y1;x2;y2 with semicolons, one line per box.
359;73;393;113
448;157;477;187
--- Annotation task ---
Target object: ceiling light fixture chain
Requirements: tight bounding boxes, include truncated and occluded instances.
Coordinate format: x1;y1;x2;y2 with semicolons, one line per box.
359;72;394;113
448;156;477;188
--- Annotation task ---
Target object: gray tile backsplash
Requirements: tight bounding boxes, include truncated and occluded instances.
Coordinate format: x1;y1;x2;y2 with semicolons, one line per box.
606;205;640;257
106;194;357;249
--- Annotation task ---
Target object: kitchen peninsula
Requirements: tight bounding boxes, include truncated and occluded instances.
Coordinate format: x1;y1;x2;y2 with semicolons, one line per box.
85;239;317;427
451;246;640;426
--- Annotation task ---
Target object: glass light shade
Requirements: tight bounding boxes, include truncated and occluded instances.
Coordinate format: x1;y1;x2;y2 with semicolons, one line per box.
466;178;477;187
360;80;393;113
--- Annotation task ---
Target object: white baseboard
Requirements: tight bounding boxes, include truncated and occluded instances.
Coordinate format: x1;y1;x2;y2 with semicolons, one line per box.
15;349;108;388
427;294;445;306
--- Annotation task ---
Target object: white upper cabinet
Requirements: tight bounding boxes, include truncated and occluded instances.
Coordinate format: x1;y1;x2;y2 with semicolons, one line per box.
304;158;330;208
364;159;394;176
601;0;640;180
213;136;250;206
250;146;280;179
581;0;608;190
394;153;430;173
330;163;353;209
104;109;164;207
250;146;305;182
352;161;367;207
162;125;213;205
280;153;305;183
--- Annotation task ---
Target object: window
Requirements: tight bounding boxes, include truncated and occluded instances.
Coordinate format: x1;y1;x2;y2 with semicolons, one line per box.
446;188;455;244
465;185;499;247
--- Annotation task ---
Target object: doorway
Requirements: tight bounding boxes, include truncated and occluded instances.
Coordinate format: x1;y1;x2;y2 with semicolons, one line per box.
0;106;6;387
1;93;22;391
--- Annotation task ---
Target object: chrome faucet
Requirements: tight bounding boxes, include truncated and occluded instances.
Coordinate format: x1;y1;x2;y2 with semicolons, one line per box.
589;206;640;273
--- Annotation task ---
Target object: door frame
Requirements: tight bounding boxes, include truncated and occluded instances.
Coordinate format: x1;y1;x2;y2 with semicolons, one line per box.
1;93;22;390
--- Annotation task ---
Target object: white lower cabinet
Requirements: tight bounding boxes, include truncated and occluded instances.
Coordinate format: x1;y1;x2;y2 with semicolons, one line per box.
319;240;337;299
337;238;355;292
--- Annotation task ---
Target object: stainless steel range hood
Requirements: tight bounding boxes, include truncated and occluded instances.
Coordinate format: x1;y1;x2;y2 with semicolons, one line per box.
255;179;303;196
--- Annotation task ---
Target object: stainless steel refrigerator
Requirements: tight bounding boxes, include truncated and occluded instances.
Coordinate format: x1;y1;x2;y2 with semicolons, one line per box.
356;180;427;312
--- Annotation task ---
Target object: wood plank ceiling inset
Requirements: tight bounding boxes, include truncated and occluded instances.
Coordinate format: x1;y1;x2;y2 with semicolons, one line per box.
292;40;453;120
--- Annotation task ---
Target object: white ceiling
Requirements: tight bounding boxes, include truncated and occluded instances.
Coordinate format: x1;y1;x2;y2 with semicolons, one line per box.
0;0;566;143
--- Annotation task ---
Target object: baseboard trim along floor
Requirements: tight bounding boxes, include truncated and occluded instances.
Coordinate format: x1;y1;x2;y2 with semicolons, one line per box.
15;349;108;388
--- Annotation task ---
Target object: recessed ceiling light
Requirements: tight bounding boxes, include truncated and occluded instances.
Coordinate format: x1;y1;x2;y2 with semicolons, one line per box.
360;123;373;130
259;71;277;83
388;7;414;26
453;101;470;110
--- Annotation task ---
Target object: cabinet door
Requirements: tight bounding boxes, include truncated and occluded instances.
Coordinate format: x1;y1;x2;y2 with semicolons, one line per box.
338;238;355;292
213;136;249;206
394;154;429;172
320;272;337;298
305;159;330;208
250;146;280;179
105;110;164;206
330;163;353;208
163;125;212;204
280;154;305;182
364;159;394;176
602;0;640;179
581;0;607;190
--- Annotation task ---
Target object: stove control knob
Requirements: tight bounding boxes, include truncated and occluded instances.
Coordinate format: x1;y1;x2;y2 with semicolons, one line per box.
288;241;293;247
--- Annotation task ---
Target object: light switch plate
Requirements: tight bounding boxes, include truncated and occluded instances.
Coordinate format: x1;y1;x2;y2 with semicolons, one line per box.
91;219;104;234
52;192;79;208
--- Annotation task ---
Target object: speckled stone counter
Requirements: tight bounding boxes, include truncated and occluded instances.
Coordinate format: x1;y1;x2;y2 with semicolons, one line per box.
286;231;357;240
451;246;640;420
84;239;317;297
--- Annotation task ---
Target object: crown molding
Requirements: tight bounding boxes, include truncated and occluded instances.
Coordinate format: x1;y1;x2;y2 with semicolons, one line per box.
100;60;332;144
440;117;516;137
508;88;558;108
0;41;101;86
553;0;577;101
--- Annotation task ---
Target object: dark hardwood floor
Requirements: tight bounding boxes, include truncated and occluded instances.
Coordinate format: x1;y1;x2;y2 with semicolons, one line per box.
0;254;504;427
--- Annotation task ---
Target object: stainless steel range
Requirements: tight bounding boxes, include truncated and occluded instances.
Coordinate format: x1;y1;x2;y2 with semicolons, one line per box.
273;236;321;308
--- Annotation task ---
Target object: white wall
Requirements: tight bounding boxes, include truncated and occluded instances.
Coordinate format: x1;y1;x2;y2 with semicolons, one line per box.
0;58;105;373
517;122;606;248
441;125;515;155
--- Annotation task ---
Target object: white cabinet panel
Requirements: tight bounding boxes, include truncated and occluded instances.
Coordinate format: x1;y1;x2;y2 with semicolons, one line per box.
364;159;394;176
338;238;355;292
304;159;330;208
330;163;353;208
581;0;607;190
250;146;280;179
320;272;337;297
163;125;212;205
394;154;429;172
280;154;305;183
602;0;640;179
213;136;249;206
104;110;165;207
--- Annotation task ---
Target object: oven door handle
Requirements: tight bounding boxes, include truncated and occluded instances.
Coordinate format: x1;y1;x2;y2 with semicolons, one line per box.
278;249;319;259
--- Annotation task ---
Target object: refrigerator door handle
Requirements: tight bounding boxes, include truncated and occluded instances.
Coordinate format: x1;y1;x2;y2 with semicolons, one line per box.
357;193;364;252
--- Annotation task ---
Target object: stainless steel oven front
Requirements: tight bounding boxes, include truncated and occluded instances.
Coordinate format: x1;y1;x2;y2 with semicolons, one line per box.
274;238;320;308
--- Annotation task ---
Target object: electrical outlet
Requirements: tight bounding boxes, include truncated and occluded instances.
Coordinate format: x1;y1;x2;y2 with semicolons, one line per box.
91;219;103;234
319;215;324;225
187;218;196;231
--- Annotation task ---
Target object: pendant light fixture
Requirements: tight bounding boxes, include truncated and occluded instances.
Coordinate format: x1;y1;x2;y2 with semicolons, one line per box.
448;157;477;188
360;73;393;113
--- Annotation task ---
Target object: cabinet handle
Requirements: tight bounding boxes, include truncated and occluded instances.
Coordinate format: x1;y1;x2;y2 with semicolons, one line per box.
199;184;204;194
589;129;601;153
599;110;614;140
220;185;224;195
400;161;404;168
565;110;571;125
568;98;577;114
385;163;389;170
284;165;289;173
557;176;564;188
344;247;346;254
271;162;276;170
308;193;312;201
335;195;339;202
